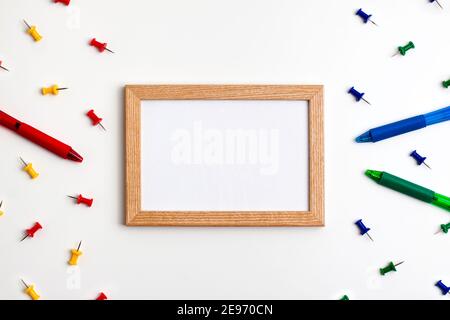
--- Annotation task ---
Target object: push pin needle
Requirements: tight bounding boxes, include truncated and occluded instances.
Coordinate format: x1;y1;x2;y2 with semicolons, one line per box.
21;279;29;288
433;0;444;9
77;240;82;251
361;97;371;105
19;157;27;166
23;20;31;29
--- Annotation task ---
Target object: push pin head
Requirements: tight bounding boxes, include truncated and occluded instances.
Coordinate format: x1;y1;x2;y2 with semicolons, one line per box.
340;295;349;300
23;20;42;42
42;85;68;95
86;109;106;130
442;80;450;89
348;87;371;105
20;157;39;179
0;60;9;72
441;223;450;234
54;0;70;5
394;41;415;57
410;150;431;169
90;38;114;53
68;194;94;207
380;261;404;276
355;219;373;241
435;222;450;235
355;8;378;26
21;279;40;300
436;280;450;295
96;292;108;300
68;241;83;265
21;222;42;241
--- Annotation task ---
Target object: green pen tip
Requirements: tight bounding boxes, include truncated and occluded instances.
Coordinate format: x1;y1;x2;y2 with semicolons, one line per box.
365;169;382;180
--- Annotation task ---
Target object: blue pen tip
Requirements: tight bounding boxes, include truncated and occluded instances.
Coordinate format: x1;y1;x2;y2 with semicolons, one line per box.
355;131;372;143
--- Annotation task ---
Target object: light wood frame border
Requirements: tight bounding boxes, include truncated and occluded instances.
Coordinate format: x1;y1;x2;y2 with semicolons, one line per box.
125;85;324;226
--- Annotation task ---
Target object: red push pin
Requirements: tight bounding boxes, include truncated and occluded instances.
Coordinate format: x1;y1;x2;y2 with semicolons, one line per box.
96;292;107;300
90;38;114;53
21;222;42;241
68;194;93;207
54;0;70;5
0;60;9;72
86;109;106;131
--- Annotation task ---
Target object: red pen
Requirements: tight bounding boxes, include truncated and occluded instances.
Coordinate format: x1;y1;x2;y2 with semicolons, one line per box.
0;110;83;162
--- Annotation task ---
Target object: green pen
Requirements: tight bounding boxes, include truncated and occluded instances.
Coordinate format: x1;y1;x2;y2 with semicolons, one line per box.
365;170;450;212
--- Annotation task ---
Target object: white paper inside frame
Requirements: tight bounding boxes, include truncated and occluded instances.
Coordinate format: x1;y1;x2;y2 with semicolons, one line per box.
140;100;309;211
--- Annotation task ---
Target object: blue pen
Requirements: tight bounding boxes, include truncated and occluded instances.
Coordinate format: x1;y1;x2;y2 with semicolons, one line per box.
356;106;450;143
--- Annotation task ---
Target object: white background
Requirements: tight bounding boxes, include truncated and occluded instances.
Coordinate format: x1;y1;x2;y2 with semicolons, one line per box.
0;0;449;300
141;100;309;211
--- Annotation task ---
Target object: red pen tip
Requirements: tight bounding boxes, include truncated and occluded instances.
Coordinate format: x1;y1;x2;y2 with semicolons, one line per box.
67;149;83;162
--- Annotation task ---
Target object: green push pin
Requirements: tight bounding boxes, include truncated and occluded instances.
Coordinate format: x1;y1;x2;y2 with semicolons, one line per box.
442;79;450;89
379;261;404;275
340;295;349;300
393;41;415;57
435;222;450;235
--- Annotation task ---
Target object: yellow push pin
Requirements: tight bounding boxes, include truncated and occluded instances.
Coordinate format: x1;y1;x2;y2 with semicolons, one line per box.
23;20;42;42
0;200;4;217
42;85;68;95
68;241;83;265
20;157;39;179
21;279;40;300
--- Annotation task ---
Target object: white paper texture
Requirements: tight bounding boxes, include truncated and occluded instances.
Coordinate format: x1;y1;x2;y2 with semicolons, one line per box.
141;100;309;211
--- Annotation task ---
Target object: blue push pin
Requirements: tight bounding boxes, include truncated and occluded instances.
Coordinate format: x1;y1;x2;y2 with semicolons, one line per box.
355;8;378;26
436;280;450;295
429;0;444;9
348;87;371;105
410;150;431;169
355;219;373;241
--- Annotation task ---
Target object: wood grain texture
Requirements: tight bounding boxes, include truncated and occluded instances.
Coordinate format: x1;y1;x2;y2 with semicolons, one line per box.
125;85;324;227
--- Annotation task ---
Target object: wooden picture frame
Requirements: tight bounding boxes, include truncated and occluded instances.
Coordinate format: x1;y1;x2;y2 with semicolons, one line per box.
125;85;324;226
